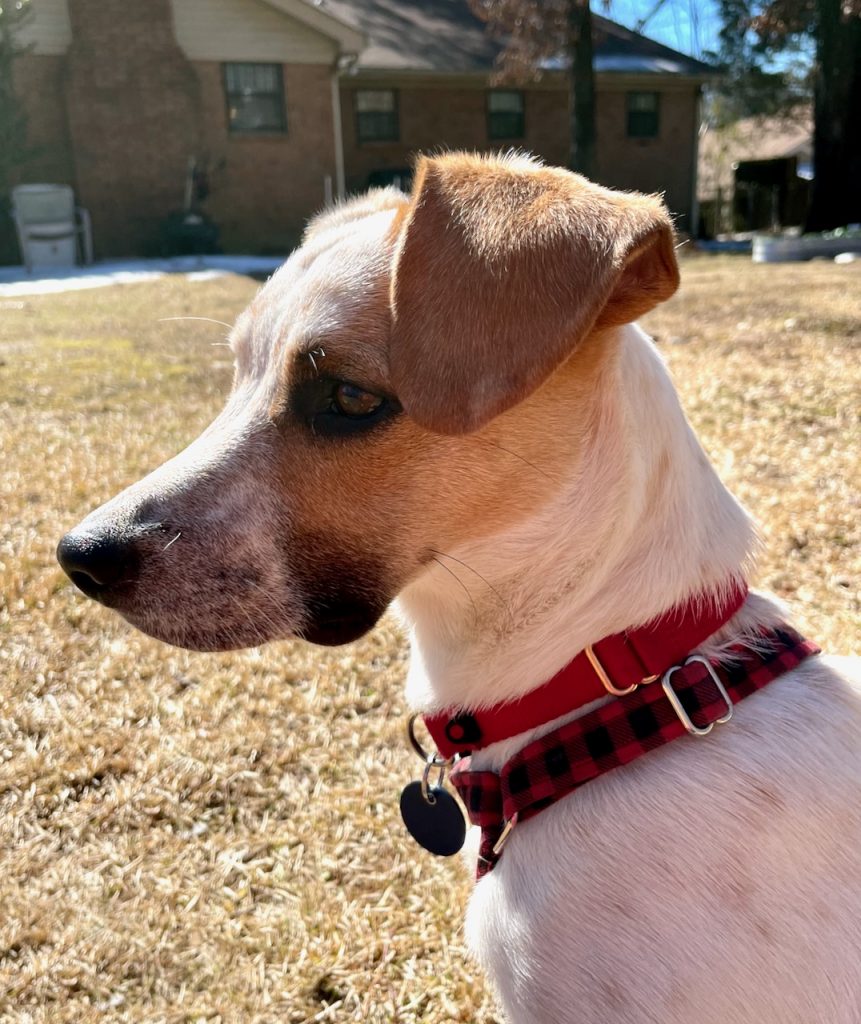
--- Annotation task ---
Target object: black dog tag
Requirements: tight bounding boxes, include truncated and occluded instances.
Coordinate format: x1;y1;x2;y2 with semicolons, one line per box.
400;781;466;857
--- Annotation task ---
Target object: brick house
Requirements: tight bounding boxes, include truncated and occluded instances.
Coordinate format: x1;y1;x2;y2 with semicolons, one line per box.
11;0;714;259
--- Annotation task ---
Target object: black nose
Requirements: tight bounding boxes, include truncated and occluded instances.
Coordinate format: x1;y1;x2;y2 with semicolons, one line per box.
56;530;134;599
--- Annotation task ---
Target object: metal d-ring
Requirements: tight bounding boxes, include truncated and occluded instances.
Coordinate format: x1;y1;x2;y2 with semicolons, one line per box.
585;645;659;696
407;714;431;761
420;754;447;805
408;715;455;804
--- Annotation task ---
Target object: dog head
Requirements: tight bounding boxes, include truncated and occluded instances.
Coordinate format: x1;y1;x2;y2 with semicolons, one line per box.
57;152;678;651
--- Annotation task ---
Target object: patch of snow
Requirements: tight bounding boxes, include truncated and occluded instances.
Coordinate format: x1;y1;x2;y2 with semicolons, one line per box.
0;255;286;297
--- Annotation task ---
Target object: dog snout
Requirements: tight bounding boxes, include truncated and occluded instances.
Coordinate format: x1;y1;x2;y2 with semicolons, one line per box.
56;528;138;602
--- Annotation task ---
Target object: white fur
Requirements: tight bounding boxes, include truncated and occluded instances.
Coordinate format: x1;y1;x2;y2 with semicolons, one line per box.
63;180;859;1021
396;324;861;1023
398;326;754;713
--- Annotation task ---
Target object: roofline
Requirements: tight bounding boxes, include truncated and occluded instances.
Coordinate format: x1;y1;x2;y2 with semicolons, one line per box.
257;3;718;81
260;4;717;81
259;0;365;54
342;67;713;88
591;12;718;77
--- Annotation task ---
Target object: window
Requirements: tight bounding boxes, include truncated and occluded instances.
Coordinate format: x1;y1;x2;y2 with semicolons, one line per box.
487;90;525;140
627;91;660;138
223;63;286;134
356;90;398;143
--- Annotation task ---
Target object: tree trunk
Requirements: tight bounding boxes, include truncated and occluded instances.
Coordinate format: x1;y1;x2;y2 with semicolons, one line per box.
566;0;596;178
805;0;861;231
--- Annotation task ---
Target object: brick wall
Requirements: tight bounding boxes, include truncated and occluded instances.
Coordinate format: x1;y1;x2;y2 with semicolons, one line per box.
12;50;336;258
341;84;568;191
11;54;75;186
595;87;698;231
341;81;698;229
193;62;336;253
2;54;76;264
62;0;203;257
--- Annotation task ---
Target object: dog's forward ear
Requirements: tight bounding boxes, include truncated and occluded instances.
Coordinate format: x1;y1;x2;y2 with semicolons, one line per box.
389;153;679;434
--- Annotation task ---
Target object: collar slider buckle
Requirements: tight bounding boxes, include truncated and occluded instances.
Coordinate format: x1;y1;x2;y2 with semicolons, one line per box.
662;655;733;736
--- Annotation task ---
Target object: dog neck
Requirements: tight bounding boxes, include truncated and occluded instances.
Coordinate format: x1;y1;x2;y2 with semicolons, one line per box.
396;324;760;717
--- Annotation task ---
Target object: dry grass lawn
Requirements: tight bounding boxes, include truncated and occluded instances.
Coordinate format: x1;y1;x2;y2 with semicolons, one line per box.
0;256;858;1023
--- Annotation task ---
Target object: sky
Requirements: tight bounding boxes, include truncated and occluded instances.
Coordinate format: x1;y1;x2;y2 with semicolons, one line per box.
593;0;724;59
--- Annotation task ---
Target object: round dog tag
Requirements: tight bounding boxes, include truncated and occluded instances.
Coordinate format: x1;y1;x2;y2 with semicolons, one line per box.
399;781;466;857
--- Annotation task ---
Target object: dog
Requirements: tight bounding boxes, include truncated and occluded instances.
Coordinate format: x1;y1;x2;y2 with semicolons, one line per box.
58;152;861;1024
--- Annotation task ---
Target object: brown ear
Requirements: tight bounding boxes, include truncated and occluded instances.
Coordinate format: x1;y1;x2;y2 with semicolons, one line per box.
389;152;679;434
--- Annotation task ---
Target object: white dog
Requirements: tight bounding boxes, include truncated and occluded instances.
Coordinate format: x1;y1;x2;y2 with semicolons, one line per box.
58;152;861;1024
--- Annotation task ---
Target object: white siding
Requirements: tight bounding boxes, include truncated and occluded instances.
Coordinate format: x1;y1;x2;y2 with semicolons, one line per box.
17;0;72;55
172;0;337;64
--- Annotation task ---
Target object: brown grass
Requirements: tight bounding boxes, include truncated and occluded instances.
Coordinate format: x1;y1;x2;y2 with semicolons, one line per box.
0;256;858;1023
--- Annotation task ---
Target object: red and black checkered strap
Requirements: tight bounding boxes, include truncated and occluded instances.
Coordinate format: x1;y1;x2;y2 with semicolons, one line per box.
450;625;819;878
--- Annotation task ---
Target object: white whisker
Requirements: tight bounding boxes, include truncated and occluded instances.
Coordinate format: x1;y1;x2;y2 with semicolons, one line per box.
158;315;234;330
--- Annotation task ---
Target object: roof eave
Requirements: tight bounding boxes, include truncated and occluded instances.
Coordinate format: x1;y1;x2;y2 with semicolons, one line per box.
260;0;366;54
344;65;714;86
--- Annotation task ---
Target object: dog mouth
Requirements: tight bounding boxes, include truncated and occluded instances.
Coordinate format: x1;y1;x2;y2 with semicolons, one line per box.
59;523;392;651
111;590;385;652
107;574;300;652
118;608;381;652
116;607;282;652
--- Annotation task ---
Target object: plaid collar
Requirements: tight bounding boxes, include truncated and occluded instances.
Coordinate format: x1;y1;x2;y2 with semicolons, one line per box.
423;585;749;759
449;625;819;878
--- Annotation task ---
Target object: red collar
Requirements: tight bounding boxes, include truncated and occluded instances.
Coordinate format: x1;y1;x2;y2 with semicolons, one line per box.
423;584;749;758
450;624;820;877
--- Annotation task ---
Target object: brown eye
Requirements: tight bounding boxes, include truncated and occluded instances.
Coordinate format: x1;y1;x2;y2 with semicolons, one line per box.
333;382;384;418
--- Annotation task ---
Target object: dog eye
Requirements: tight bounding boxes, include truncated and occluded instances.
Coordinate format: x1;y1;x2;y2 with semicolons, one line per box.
289;376;400;439
333;382;384;418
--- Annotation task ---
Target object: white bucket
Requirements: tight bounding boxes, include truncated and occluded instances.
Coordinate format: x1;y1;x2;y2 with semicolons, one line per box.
753;234;861;263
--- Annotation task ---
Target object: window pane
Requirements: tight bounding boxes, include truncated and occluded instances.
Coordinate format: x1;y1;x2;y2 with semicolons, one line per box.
225;64;279;93
224;63;286;133
357;110;398;142
488;90;523;113
487;91;525;139
627;92;659;138
628;91;658;113
356;90;395;113
229;95;285;133
224;64;240;91
489;112;524;138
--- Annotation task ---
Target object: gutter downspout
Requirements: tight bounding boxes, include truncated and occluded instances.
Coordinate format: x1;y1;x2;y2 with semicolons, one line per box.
331;53;357;202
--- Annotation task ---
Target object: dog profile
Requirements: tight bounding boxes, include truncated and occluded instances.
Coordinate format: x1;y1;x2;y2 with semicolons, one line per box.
58;152;861;1024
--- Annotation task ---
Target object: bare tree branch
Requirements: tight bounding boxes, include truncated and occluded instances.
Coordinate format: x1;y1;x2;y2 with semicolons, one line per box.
635;0;671;33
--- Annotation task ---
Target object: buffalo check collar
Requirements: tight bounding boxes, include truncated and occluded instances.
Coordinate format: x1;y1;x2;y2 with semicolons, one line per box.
448;625;819;878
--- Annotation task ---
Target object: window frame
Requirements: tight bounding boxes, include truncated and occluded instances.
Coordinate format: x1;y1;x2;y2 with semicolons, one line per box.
487;89;526;141
355;89;400;144
223;62;288;136
626;91;660;139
